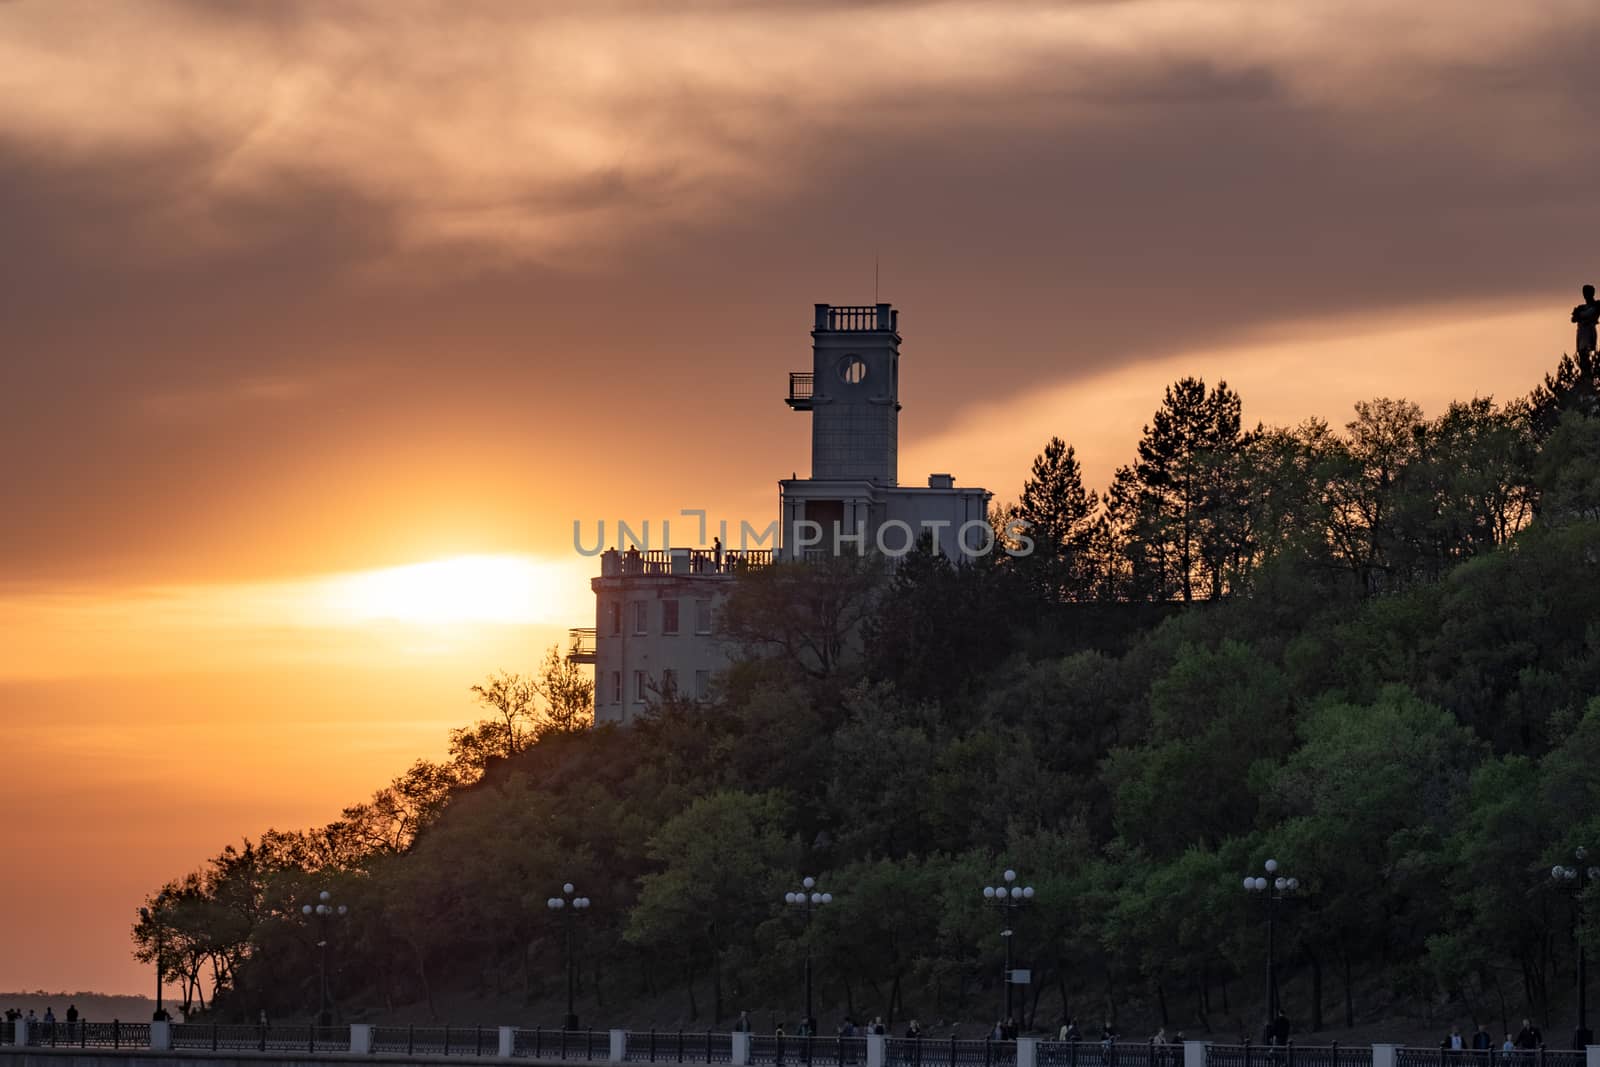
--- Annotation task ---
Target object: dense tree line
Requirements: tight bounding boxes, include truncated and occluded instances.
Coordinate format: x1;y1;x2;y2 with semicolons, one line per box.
138;352;1600;1039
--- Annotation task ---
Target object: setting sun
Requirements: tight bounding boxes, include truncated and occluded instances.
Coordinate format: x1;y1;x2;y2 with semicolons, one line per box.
320;554;585;626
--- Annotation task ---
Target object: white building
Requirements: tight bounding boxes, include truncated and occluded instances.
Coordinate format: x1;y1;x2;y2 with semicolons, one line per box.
570;303;990;725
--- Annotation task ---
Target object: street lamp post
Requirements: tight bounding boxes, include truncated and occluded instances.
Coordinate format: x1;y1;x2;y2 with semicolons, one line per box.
546;883;591;1032
784;876;833;1035
982;869;1035;1029
300;890;349;1026
138;900;169;1022
1242;859;1299;1033
1552;848;1599;1046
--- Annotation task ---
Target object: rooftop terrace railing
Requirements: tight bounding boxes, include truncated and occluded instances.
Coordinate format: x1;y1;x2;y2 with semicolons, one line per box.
599;548;774;578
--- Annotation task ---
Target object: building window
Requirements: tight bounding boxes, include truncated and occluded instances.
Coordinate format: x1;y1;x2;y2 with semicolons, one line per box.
609;671;621;705
633;670;647;703
608;600;622;636
662;599;680;635
695;670;711;701
661;669;677;697
695;598;713;634
632;601;648;635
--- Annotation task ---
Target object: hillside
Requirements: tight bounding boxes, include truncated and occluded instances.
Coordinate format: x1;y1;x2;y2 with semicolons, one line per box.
133;357;1600;1044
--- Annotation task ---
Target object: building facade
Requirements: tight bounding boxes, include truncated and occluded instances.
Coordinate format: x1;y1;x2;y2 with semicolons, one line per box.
570;303;990;725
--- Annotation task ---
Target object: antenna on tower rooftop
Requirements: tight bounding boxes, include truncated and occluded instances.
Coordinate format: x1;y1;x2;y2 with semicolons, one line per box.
875;251;880;304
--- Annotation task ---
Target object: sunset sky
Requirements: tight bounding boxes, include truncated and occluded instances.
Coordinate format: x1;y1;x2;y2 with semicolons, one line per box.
3;0;1597;994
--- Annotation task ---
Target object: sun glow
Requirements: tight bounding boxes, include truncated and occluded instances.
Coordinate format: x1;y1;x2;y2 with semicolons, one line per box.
319;554;580;625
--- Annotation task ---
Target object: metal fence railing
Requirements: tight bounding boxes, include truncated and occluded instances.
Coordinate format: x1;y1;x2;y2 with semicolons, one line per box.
1207;1045;1375;1067
882;1037;1018;1067
169;1023;350;1053
4;1021;1586;1067
372;1025;502;1057
1296;1045;1377;1067
513;1027;550;1059
22;1021;153;1049
622;1031;732;1063
1038;1042;1182;1067
747;1034;869;1066
507;1027;618;1060
1394;1050;1578;1067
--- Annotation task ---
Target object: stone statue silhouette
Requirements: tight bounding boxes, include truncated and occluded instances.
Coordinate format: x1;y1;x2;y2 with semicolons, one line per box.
1572;284;1599;356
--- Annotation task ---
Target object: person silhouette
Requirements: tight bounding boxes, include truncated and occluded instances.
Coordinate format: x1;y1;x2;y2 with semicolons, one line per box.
1572;284;1599;356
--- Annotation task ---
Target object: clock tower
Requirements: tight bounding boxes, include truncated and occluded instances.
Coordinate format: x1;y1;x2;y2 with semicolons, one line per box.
785;303;900;485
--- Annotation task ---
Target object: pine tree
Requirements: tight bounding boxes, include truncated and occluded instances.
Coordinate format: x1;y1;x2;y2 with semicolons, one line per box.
1127;378;1245;601
1015;436;1099;600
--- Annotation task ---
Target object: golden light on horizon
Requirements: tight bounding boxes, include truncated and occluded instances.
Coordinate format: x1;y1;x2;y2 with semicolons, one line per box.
318;554;584;627
0;553;594;684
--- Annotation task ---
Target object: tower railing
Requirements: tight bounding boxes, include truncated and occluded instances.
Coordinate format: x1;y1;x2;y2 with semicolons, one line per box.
814;304;896;332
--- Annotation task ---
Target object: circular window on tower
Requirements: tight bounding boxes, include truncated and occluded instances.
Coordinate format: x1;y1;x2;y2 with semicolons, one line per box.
838;355;868;384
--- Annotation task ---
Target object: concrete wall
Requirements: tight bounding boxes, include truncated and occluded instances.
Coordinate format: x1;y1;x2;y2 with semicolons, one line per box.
591;575;735;725
879;486;991;561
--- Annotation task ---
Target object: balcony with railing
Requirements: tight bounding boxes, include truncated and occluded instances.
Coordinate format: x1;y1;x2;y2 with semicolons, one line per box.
786;371;815;410
568;627;598;663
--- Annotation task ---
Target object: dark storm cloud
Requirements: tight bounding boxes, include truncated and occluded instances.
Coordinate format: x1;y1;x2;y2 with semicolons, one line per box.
2;0;1597;579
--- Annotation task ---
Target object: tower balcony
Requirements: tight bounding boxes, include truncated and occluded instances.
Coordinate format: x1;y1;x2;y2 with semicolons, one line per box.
567;627;597;663
786;371;814;410
813;303;898;333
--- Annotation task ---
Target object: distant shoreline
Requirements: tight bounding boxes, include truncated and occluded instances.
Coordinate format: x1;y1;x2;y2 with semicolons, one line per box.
0;993;157;1020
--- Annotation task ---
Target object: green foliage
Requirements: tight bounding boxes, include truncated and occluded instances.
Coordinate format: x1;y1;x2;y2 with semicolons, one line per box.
626;791;794;1020
718;555;883;680
1108;641;1291;857
141;352;1600;1035
1536;412;1600;522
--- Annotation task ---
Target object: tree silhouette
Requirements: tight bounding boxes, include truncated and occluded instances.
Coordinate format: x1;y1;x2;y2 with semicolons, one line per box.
1015;436;1099;601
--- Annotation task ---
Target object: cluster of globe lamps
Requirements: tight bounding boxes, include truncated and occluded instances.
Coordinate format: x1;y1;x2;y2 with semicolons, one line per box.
302;890;348;919
546;884;591;912
983;870;1035;904
785;877;832;908
1243;858;1299;894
